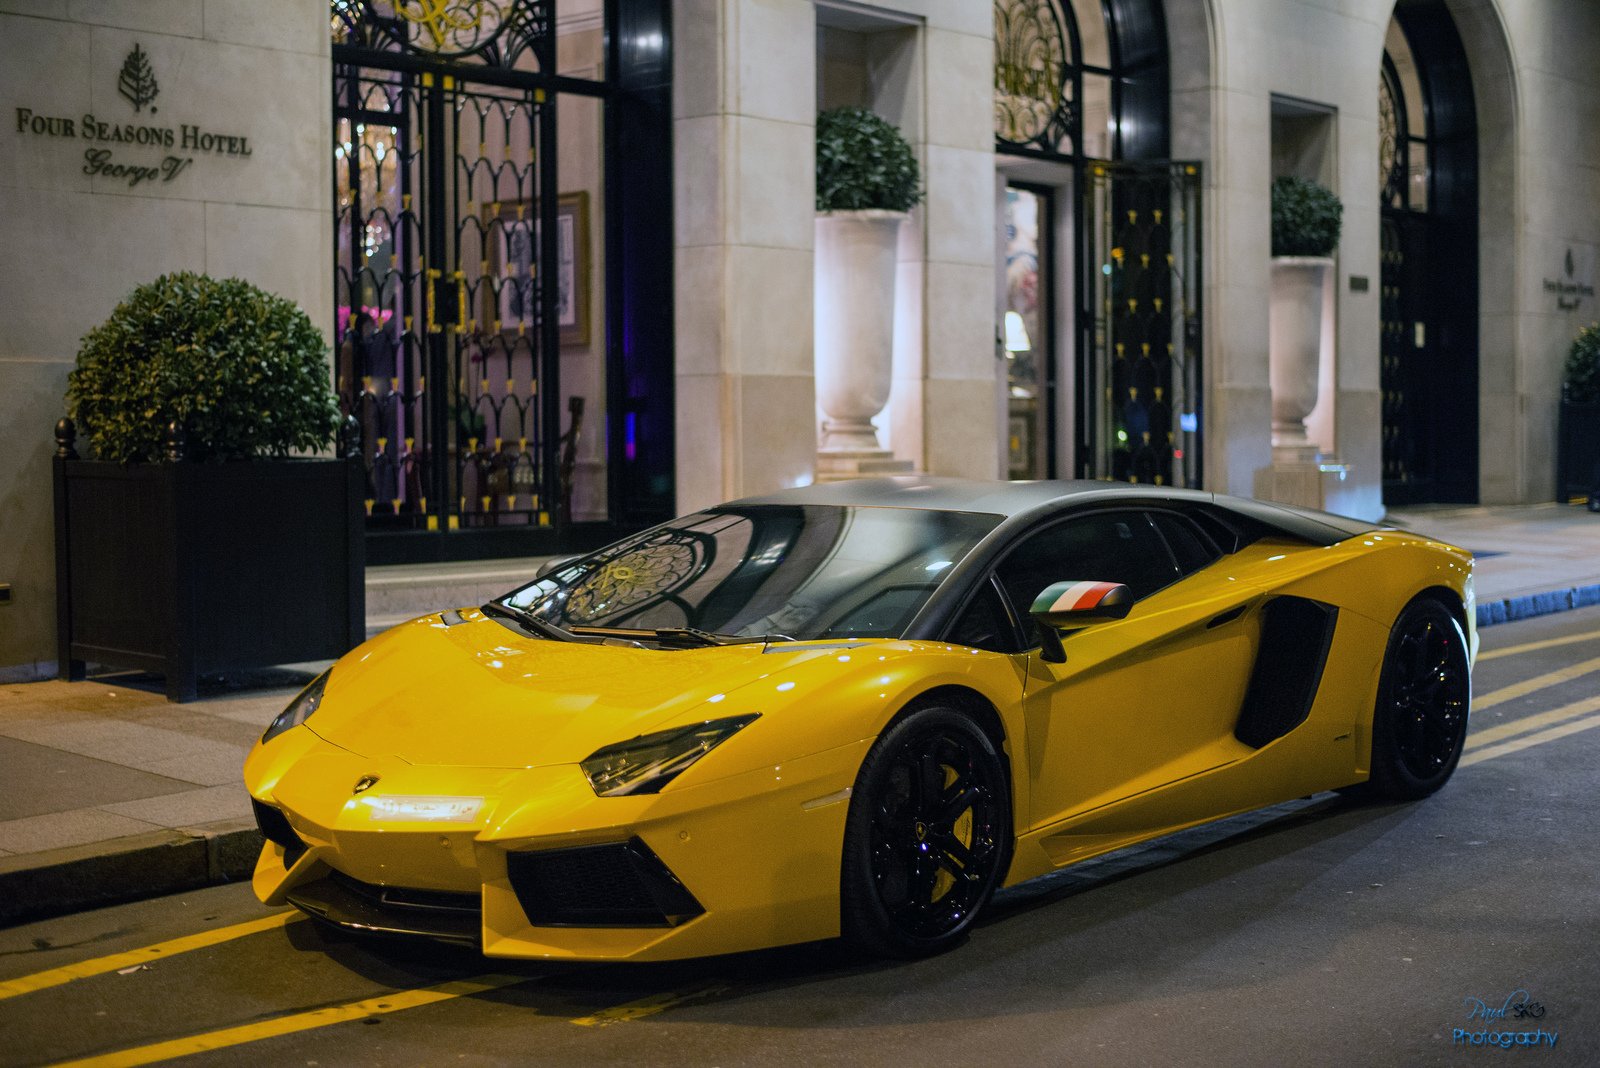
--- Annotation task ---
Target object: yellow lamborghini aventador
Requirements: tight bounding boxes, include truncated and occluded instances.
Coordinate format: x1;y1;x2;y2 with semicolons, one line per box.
244;478;1475;960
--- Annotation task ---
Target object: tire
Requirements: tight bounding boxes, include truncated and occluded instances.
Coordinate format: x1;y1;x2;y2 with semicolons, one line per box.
840;705;1010;958
1356;598;1471;801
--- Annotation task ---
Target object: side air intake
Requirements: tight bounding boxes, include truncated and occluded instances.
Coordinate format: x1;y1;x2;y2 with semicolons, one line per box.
1234;596;1339;748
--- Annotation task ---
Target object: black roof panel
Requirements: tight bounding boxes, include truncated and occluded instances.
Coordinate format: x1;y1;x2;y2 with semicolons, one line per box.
727;476;1213;520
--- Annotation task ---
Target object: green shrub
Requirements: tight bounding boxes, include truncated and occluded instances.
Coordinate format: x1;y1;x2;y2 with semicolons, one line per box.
816;106;922;213
67;273;338;462
1566;324;1600;404
1271;175;1343;257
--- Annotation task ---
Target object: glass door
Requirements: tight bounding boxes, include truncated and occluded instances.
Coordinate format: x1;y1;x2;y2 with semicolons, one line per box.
1003;183;1056;479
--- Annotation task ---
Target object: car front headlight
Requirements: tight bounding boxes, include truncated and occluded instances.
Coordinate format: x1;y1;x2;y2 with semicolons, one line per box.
580;714;759;797
263;670;331;743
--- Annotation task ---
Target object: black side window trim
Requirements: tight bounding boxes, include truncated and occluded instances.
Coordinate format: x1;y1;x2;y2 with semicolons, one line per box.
938;573;1029;653
1145;508;1225;579
989;508;1185;611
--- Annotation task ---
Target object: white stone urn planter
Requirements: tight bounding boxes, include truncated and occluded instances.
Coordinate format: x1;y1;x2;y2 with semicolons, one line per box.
814;209;906;452
1269;256;1333;450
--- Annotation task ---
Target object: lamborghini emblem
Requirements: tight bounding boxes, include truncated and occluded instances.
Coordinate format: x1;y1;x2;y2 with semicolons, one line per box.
352;775;380;794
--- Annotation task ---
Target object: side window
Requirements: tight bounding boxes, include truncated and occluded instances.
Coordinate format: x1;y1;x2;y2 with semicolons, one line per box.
1149;511;1222;578
947;578;1020;653
995;511;1181;614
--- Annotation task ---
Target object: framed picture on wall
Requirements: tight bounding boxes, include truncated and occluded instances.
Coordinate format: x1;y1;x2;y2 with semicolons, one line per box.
554;192;590;347
483;192;590;347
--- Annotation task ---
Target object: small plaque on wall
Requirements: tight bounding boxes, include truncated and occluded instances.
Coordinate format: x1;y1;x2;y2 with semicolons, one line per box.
1348;275;1369;292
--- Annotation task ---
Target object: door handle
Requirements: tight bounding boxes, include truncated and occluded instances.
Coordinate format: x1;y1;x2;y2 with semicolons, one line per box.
1206;604;1248;629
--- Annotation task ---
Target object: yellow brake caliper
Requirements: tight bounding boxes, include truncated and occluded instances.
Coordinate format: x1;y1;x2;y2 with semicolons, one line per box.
931;765;972;902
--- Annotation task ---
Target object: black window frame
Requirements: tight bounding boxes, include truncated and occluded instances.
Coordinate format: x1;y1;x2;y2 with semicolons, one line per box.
1145;507;1224;579
989;507;1184;615
938;504;1240;653
942;573;1031;654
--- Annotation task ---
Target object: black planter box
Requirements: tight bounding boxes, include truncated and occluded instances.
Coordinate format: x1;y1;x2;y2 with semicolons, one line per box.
54;456;365;701
1556;397;1600;505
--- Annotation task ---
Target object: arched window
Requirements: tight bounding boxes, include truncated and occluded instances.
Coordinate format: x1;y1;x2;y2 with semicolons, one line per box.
1377;4;1478;504
994;0;1168;162
1379;21;1430;213
994;0;1189;488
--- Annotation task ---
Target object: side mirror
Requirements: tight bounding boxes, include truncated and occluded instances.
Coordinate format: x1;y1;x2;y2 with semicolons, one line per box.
1029;580;1133;627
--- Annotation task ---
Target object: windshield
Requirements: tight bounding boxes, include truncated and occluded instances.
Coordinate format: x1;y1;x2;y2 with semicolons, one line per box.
498;505;1001;641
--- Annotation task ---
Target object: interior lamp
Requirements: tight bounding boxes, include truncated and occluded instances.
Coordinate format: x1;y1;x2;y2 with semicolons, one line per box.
1004;310;1032;355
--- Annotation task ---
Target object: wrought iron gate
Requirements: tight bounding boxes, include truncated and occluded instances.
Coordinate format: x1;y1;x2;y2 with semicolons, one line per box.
329;1;677;563
1081;160;1203;487
334;7;563;543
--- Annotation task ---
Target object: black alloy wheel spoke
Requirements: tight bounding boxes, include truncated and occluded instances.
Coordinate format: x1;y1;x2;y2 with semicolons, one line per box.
1389;613;1469;780
874;800;912;846
934;833;973;870
939;782;982;820
865;726;1005;941
916;752;944;812
908;850;942;900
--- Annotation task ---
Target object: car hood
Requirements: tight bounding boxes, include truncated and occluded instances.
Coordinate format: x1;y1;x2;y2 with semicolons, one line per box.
305;610;807;768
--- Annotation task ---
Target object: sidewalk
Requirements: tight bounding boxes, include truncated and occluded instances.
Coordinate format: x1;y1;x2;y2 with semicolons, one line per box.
1;503;1596;927
0;554;560;928
1385;502;1600;623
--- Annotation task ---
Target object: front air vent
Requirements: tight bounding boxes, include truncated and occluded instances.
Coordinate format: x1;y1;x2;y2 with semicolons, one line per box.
251;799;307;866
506;837;705;928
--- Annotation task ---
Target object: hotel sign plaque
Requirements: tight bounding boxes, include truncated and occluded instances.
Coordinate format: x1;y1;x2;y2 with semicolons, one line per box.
10;44;254;188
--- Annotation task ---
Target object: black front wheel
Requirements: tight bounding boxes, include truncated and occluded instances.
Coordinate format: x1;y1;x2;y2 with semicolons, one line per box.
840;706;1010;958
1359;598;1472;800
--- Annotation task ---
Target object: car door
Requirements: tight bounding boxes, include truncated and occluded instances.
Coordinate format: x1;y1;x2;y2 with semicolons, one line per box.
996;509;1263;835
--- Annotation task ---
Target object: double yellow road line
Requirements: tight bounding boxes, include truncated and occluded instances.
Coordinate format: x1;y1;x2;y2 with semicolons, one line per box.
0;909;726;1067
50;975;529;1068
0;913;301;1003
1462;629;1600;767
40;974;728;1068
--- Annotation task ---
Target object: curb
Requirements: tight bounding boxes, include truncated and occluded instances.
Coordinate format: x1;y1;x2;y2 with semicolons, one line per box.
1476;582;1600;628
0;820;261;929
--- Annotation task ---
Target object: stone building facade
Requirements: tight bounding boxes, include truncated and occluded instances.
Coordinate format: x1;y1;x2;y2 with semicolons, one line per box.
2;0;1598;680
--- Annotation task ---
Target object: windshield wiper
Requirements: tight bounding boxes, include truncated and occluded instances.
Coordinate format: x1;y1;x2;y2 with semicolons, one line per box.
481;601;581;643
653;627;796;647
562;625;794;648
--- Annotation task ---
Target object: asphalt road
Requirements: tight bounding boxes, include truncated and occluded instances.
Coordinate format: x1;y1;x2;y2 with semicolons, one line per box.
2;605;1598;1067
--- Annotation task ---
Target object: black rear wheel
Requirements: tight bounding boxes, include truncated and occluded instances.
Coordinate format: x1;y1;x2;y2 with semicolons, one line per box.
1358;598;1471;800
840;706;1009;958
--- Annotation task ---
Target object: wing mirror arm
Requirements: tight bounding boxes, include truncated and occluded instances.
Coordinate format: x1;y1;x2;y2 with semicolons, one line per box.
1035;625;1067;664
1027;581;1133;665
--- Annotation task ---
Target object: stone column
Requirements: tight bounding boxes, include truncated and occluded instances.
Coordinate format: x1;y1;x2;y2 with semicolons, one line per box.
919;22;1001;479
672;0;817;510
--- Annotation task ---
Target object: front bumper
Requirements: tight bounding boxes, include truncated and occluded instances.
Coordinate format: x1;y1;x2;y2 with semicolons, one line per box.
245;729;869;961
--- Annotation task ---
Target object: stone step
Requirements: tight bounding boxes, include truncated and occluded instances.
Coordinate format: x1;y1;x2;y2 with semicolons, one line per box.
814;449;918;483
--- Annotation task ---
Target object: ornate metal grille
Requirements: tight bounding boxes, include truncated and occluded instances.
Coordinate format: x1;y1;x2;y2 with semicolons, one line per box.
1379;216;1415;485
1084;162;1203;487
994;0;1076;153
1378;43;1431;494
1379;57;1409;210
334;69;428;523
331;0;552;67
333;0;579;541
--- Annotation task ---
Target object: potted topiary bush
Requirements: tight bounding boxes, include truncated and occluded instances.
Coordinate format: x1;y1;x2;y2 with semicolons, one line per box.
814;106;922;469
54;272;365;701
1557;323;1600;509
1268;175;1343;455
